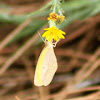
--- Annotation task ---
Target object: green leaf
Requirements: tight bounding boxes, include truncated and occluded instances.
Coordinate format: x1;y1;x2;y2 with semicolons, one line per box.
62;0;99;12
28;1;52;17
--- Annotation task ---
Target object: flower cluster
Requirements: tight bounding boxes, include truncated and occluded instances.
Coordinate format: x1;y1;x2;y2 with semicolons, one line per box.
42;12;66;42
47;12;65;22
42;27;66;42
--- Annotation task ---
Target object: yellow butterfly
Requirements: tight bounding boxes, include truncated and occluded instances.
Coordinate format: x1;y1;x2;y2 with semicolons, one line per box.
34;42;58;86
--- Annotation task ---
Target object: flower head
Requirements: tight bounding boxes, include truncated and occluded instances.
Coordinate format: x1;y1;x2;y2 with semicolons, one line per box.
42;27;66;42
47;12;65;22
47;13;58;21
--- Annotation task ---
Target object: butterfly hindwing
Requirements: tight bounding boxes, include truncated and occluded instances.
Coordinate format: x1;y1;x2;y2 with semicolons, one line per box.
42;46;57;86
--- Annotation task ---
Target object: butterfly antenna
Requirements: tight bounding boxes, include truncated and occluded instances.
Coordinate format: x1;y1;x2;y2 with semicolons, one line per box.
37;30;45;43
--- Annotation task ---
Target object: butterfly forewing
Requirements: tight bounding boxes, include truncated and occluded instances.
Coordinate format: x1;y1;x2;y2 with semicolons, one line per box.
34;43;58;86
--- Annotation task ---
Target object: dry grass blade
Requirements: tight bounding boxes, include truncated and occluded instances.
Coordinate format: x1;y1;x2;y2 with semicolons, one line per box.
22;58;35;80
67;91;100;100
58;23;96;45
20;86;100;100
48;86;100;100
56;49;91;60
75;48;100;83
16;96;21;100
81;59;100;81
0;19;31;50
0;25;47;75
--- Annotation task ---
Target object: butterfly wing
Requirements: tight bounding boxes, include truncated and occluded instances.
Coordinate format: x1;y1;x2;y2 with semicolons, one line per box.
34;44;57;86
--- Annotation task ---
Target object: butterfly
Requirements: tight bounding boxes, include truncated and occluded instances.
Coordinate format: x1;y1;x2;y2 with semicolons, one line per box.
34;42;58;86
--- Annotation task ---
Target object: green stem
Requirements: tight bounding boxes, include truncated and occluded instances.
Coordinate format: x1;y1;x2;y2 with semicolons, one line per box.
52;0;58;13
49;0;64;28
49;20;56;28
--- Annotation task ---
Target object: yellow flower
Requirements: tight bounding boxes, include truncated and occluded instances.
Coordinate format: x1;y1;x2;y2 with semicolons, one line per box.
42;27;66;42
